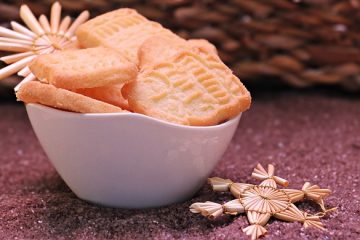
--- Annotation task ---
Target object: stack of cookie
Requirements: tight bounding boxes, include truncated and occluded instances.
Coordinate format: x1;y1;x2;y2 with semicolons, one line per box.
16;8;251;126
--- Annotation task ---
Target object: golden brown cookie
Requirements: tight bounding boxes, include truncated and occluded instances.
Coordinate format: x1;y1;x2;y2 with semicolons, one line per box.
16;81;125;113
137;36;187;69
126;40;251;126
76;84;130;111
138;37;217;69
187;39;218;55
76;8;181;64
29;47;137;90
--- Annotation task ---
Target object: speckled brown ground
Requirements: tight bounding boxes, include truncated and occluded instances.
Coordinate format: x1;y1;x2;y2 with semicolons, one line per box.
0;87;359;240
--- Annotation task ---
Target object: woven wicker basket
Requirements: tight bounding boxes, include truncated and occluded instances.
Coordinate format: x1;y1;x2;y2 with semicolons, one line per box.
1;0;359;92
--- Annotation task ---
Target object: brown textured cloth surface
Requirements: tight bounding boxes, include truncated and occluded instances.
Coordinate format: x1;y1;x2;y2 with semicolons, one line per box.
0;87;359;239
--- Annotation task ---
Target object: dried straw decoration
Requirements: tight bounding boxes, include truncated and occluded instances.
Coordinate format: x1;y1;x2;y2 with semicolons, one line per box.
0;2;89;91
190;163;336;240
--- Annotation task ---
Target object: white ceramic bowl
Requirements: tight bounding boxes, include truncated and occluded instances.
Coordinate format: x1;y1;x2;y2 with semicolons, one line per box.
26;103;241;208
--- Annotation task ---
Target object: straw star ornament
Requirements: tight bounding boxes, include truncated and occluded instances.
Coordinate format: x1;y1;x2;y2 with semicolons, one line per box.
0;2;89;91
190;164;335;240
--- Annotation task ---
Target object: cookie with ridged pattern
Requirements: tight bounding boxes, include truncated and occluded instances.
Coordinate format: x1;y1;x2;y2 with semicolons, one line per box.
126;38;251;126
138;36;217;69
76;8;181;65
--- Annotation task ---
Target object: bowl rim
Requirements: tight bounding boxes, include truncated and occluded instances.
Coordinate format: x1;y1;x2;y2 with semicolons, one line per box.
26;103;242;130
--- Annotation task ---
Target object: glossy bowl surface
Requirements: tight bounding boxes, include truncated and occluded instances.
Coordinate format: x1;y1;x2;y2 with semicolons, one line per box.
26;103;241;208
